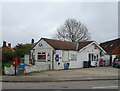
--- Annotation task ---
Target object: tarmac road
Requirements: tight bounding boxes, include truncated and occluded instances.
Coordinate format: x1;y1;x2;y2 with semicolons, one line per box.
2;80;119;89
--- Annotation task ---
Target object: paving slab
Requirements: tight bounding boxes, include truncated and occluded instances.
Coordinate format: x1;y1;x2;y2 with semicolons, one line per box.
2;67;119;82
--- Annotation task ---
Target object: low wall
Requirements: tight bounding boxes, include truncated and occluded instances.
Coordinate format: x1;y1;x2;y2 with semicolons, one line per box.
4;64;50;75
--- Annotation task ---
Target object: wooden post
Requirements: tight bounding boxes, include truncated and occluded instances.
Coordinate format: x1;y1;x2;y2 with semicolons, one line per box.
52;53;54;70
110;54;112;66
14;65;16;76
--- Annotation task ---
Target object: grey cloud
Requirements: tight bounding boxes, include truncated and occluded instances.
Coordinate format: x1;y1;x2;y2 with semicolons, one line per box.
1;2;118;47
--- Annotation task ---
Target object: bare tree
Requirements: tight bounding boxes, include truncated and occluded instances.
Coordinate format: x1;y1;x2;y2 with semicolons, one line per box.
54;19;91;42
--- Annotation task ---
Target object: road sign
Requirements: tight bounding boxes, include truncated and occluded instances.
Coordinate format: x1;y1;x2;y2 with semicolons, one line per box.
20;62;25;69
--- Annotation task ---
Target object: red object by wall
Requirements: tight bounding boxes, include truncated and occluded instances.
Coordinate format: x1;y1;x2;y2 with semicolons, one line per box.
42;56;46;59
12;58;18;65
94;45;98;49
99;59;103;66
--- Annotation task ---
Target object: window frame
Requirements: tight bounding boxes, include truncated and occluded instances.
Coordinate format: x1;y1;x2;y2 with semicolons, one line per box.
71;54;77;61
37;52;46;62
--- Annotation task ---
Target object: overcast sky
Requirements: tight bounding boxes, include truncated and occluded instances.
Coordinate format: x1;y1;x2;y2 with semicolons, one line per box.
1;2;118;47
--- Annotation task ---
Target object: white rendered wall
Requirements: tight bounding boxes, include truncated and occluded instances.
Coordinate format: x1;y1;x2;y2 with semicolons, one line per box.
31;40;104;70
24;54;30;65
31;39;54;69
54;43;103;69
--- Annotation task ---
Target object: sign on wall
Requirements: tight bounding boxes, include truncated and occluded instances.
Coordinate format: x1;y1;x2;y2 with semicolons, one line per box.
39;43;43;47
94;45;98;49
55;54;59;61
20;62;25;69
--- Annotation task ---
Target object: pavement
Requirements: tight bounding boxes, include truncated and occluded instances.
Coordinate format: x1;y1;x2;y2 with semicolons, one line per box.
2;67;120;82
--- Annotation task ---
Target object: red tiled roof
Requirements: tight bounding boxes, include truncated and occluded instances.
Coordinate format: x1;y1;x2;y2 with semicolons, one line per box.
111;45;120;55
100;38;120;54
2;46;13;51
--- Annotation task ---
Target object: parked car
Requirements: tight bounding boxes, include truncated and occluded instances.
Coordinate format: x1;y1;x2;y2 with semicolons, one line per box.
113;59;120;68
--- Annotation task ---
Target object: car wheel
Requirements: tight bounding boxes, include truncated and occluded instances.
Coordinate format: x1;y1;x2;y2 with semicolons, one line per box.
115;65;118;68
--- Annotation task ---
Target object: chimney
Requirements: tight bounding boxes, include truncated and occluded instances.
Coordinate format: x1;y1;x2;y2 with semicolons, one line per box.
76;42;79;51
31;39;34;44
8;43;11;47
3;41;6;47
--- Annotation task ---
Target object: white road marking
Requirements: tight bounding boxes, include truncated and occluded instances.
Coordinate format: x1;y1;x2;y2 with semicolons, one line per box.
92;86;118;89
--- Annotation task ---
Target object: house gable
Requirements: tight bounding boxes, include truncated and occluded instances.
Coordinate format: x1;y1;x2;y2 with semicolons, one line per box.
79;41;106;54
33;39;53;50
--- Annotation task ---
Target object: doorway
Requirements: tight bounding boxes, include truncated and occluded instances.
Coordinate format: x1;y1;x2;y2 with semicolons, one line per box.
88;53;98;67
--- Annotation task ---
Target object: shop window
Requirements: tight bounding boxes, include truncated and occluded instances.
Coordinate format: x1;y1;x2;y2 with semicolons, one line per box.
71;54;77;61
37;52;46;62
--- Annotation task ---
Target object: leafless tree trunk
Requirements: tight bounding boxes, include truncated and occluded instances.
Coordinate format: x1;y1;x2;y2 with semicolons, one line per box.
54;19;91;42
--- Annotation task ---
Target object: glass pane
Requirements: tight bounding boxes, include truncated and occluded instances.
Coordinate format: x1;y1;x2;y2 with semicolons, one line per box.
42;52;46;54
38;55;46;61
38;52;41;54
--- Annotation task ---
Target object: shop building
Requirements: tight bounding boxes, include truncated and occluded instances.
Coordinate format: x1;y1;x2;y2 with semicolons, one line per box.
28;38;106;70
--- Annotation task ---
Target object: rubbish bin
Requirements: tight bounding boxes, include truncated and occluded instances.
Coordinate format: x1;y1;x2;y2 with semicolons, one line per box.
64;63;67;69
88;61;91;67
64;63;69;70
83;61;89;68
66;63;69;69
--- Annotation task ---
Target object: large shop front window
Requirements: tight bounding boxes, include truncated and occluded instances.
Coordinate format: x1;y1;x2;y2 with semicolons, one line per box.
38;52;46;62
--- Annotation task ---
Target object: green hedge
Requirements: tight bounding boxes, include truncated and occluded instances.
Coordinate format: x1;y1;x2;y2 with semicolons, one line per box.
3;62;12;67
3;62;19;67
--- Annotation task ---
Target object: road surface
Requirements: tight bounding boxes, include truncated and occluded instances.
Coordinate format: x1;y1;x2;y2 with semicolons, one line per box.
2;80;119;89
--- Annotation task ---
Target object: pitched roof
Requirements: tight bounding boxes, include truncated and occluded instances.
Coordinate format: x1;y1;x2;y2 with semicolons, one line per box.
2;46;13;51
100;38;120;54
111;45;120;55
42;38;77;50
41;38;93;51
78;41;93;50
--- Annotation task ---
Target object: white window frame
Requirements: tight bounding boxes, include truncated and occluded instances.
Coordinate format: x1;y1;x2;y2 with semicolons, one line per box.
71;54;77;61
37;52;46;62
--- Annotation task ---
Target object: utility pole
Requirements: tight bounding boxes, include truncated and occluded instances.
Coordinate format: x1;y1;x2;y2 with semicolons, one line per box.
52;52;54;70
110;54;112;66
52;50;56;70
14;65;16;76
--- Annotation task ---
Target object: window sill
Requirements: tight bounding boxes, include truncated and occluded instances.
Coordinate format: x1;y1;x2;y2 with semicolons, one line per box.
36;61;46;62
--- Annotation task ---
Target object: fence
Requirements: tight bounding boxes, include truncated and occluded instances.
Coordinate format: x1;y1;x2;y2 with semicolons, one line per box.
4;64;50;75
